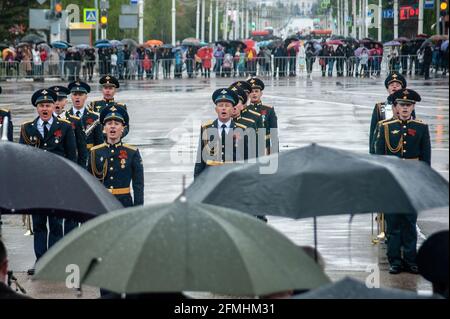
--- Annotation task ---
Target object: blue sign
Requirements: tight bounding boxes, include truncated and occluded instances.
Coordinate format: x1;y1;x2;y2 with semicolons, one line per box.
130;0;138;4
84;8;98;24
383;9;394;19
424;0;434;9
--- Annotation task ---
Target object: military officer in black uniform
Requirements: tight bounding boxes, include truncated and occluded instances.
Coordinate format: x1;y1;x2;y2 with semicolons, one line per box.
88;106;144;207
0;86;13;142
375;89;431;275
67;81;104;151
49;85;88;167
194;88;248;179
369;72;413;154
19;89;77;274
247;77;279;156
89;75;127;114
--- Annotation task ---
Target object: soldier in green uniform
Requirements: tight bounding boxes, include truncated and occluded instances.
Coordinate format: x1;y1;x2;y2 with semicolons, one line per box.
369;72;411;154
230;80;262;125
89;75;127;114
49;85;88;167
375;89;431;275
88;106;144;208
67;81;104;151
247;77;279;156
19;89;77;274
0;86;13;142
194;88;248;179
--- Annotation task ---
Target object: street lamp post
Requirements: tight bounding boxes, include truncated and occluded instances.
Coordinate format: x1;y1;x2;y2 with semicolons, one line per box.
224;0;229;40
172;0;176;45
196;0;200;39
139;0;144;44
394;0;398;39
201;0;206;42
352;0;357;38
215;0;219;41
209;0;213;43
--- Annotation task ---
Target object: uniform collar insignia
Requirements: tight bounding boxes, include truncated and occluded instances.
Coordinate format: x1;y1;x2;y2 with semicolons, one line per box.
42;90;48;94
392;74;398;78
110;106;118;111
391;130;400;135
106;76;110;80
221;89;227;94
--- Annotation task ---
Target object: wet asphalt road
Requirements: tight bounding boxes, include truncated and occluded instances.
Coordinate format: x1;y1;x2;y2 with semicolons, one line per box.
0;73;448;298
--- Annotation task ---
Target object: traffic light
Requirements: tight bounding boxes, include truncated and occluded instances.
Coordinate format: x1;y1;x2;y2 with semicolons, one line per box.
100;10;108;29
54;0;63;19
441;0;448;12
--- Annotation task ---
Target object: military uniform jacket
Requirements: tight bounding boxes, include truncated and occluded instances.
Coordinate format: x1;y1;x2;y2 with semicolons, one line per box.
89;99;127;114
68;108;103;150
194;119;249;179
60;111;88;167
88;142;144;207
0;108;13;141
248;102;279;155
375;119;431;165
19;116;77;162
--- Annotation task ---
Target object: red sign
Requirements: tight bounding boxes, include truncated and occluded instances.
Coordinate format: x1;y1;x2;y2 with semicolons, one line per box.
400;6;420;20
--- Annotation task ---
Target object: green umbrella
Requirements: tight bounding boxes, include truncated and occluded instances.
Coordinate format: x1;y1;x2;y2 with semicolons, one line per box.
34;200;329;296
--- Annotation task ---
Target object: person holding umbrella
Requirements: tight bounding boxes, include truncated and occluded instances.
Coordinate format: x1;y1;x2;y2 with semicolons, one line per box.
375;89;431;275
87;106;144;208
67;81;103;152
19;89;77;275
89;75;127;114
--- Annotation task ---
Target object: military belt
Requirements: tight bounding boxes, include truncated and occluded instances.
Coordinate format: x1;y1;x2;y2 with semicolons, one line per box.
109;187;131;195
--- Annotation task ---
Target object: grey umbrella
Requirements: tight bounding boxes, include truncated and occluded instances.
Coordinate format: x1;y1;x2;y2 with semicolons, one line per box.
21;34;46;44
0;142;122;221
294;277;441;299
186;144;449;219
121;38;138;48
34;200;330;296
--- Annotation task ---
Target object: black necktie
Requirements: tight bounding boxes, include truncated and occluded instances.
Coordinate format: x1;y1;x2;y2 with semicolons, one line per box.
43;121;49;139
221;124;227;162
76;111;81;117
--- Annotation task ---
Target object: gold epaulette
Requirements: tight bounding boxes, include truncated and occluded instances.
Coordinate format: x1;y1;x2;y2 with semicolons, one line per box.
377;118;393;126
87;109;100;116
21;120;33;126
58;118;71;125
248;110;261;117
382;119;400;126
0;108;10;113
235;122;247;129
122;144;137;151
202;120;214;128
90;143;107;152
241;116;255;123
263;104;273;109
408;119;425;125
69;114;81;120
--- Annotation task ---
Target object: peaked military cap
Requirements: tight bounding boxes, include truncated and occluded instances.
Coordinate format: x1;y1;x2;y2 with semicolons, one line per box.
417;230;449;285
68;80;91;94
247;77;265;91
384;72;407;89
31;89;58;107
100;75;120;88
48;86;71;99
100;105;129;126
230;81;252;95
212;88;239;106
229;86;248;105
390;88;421;104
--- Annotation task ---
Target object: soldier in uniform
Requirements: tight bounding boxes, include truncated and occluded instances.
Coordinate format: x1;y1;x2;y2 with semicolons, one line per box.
230;80;262;125
88;106;144;208
194;88;248;179
247;77;279;156
375;89;431;275
0;86;13;142
67;81;104;151
369;72;412;154
19;89;77;275
89;75;127;114
49;85;88;167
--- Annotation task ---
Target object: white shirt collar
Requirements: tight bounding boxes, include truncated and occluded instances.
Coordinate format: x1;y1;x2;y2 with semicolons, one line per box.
38;117;54;126
72;106;86;116
217;119;232;128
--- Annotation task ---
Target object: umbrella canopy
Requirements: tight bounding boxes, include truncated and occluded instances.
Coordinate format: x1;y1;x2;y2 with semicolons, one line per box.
0;142;122;221
37;43;51;53
229;40;247;49
354;46;366;57
145;39;163;47
34;200;330;296
215;40;229;47
429;34;448;43
257;40;272;48
21;34;46;44
0;43;9;51
95;42;112;49
51;41;69;49
394;37;410;43
284;36;299;47
331;35;346;41
244;39;256;49
186;144;449;219
109;40;124;48
75;44;91;50
182;38;200;47
160;44;174;49
94;39;110;45
416;33;429;39
287;41;301;51
384;40;401;47
326;40;344;46
294;277;440;299
121;38;138;48
2;48;15;60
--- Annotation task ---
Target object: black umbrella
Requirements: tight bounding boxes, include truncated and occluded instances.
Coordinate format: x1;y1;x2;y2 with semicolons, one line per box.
229;40;247;49
186;144;449;219
0;142;122;221
293;277;441;299
0;43;10;50
215;40;229;48
331;35;346;41
284;36;299;47
21;34;46;44
160;44;174;50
